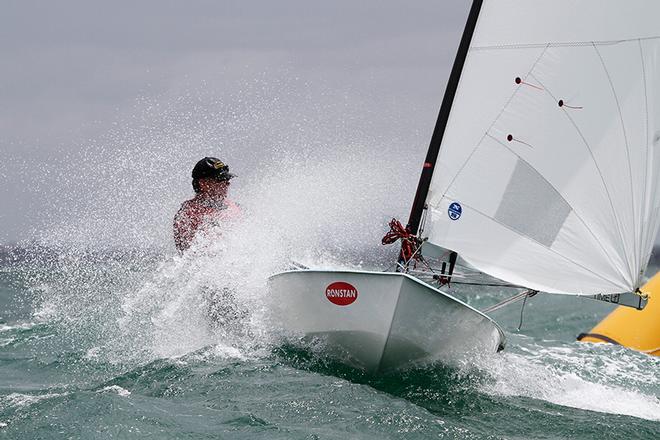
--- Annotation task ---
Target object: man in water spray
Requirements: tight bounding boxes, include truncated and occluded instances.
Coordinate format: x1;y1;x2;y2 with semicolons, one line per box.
173;157;239;253
174;157;245;329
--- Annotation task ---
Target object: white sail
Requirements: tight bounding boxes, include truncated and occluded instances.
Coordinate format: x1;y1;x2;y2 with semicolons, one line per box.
424;0;660;295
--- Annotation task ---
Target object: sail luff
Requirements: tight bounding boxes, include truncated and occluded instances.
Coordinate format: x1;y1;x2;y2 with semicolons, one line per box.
406;0;484;236
638;39;650;282
638;39;660;286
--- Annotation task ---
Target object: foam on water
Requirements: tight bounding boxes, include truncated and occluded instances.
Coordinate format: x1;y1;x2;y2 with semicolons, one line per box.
476;340;660;421
0;323;37;332
97;386;131;397
0;393;66;410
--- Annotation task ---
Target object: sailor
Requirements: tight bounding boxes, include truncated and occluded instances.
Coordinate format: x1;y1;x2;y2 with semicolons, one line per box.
173;157;239;253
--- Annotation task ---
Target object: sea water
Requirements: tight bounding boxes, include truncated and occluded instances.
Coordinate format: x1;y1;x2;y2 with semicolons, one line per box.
2;245;659;439
2;92;659;439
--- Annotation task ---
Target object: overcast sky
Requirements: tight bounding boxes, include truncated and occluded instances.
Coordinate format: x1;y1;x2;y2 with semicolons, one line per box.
3;1;657;253
0;0;473;246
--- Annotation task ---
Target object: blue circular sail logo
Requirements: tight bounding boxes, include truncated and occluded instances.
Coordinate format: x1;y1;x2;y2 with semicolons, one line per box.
448;202;462;221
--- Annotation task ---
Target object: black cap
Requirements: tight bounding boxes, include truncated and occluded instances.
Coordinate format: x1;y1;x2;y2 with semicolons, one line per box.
191;157;235;181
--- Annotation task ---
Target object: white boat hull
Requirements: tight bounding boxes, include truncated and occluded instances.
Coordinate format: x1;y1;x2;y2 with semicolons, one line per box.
267;270;505;372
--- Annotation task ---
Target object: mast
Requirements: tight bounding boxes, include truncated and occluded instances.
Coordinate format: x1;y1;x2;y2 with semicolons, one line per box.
406;0;484;236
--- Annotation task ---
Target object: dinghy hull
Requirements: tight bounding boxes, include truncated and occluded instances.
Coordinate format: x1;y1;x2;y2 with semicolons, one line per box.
267;270;505;372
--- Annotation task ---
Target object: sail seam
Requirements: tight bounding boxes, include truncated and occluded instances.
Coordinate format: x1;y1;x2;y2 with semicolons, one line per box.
641;206;660;274
445;197;624;292
437;42;631;284
486;133;629;284
559;107;635;280
638;39;650;284
592;43;638;279
439;45;550;198
471;36;660;51
528;73;633;283
637;39;659;280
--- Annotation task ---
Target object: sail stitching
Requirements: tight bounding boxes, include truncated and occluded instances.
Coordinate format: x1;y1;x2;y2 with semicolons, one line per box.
638;39;651;282
438;45;550;198
471;36;660;51
529;73;633;282
432;40;653;291
637;39;660;277
435;45;622;277
557;108;635;281
486;132;629;284
642;206;660;272
592;43;638;279
443;197;623;292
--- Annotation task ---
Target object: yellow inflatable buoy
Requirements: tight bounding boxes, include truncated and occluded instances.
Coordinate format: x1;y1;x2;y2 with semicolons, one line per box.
577;271;660;356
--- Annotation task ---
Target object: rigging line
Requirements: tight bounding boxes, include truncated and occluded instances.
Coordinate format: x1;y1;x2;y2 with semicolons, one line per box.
445;196;627;290
471;36;660;51
452;263;484;273
410;271;523;288
422;271;486;280
409;268;517;284
448;269;492;279
482;289;536;314
414;251;438;275
439;44;550;198
593;43;639;276
401;238;427;269
517;291;537;331
412;270;491;282
450;260;504;274
427;267;612;280
524;74;631;284
444;281;522;288
482;291;528;313
418;203;429;236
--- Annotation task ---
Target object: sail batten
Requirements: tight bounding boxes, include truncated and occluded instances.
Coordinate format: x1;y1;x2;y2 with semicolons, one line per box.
420;0;660;296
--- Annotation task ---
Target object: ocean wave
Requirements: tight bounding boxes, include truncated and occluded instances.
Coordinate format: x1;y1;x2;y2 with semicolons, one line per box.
0;322;38;333
477;342;660;421
96;385;131;397
0;392;67;410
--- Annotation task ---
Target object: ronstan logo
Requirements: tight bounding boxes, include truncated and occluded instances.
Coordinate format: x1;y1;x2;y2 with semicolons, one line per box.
325;282;358;306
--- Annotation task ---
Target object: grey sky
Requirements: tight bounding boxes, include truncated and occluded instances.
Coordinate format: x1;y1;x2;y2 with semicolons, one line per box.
2;1;656;252
1;0;470;246
0;1;465;148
